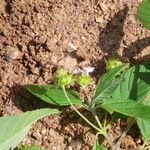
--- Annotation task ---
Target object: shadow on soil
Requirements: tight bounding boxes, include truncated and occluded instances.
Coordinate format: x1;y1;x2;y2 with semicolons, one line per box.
94;5;150;77
123;37;150;63
93;5;129;77
58;108;106;148
10;85;59;112
99;5;129;57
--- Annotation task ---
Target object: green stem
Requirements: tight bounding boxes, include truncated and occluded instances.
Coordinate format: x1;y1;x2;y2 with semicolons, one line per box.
103;131;114;148
103;112;108;128
95;132;101;140
91;109;103;129
62;86;102;133
140;141;148;150
62;86;114;147
91;108;114;147
82;86;90;105
142;145;150;150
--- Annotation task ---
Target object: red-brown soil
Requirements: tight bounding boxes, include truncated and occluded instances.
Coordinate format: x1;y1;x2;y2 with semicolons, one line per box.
0;0;150;149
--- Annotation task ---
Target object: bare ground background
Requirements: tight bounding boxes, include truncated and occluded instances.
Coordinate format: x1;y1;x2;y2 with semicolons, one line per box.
0;0;150;149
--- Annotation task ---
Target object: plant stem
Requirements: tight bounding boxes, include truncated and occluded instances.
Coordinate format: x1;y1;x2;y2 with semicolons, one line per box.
94;132;101;142
82;86;90;105
140;141;147;150
91;109;114;147
91;109;103;129
62;86;102;133
104;112;108;128
62;86;114;147
113;118;135;150
103;131;115;148
141;145;150;150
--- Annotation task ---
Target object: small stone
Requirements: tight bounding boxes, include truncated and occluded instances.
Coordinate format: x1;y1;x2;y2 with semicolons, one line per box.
104;15;109;20
100;3;108;13
39;36;47;44
68;146;73;150
41;128;47;134
30;67;39;75
58;56;77;72
32;132;42;140
51;55;59;64
110;4;116;10
6;46;20;61
81;36;86;42
95;16;104;23
68;42;78;51
36;77;43;83
37;13;43;20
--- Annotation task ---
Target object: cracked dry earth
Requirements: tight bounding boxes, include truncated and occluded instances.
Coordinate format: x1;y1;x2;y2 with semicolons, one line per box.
0;0;150;149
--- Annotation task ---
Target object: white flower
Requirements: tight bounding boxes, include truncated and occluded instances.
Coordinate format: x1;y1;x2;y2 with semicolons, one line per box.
83;67;95;74
73;67;95;74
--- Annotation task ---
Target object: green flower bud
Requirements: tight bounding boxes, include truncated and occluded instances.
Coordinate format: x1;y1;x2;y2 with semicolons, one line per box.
76;74;92;88
57;74;72;86
54;68;68;78
54;68;73;86
106;58;123;71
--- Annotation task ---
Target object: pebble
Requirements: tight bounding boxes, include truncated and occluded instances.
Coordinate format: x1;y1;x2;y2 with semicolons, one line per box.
67;146;73;150
37;13;43;20
110;4;116;10
100;3;108;13
68;42;78;51
6;46;20;61
81;36;86;42
41;128;47;134
32;132;42;140
30;67;39;75
95;16;104;23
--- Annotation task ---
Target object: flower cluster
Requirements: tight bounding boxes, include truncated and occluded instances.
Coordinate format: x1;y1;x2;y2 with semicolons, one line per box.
54;68;92;87
106;58;122;71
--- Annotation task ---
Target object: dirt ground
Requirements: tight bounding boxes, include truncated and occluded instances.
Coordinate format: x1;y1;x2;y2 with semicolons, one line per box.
0;0;150;149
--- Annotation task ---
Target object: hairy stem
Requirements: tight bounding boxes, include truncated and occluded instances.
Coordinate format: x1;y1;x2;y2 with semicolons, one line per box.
62;86;114;147
140;142;147;150
142;145;150;150
62;86;113;146
91;109;103;129
91;109;114;147
62;86;102;133
103;112;108;128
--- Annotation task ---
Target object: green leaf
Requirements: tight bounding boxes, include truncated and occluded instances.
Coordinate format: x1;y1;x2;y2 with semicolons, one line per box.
97;63;150;143
137;0;150;30
0;108;60;150
101;98;150;120
18;145;45;150
93;64;128;103
111;112;127;122
137;118;150;142
92;140;107;150
112;63;150;101
25;84;81;106
100;63;150;143
137;97;150;142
